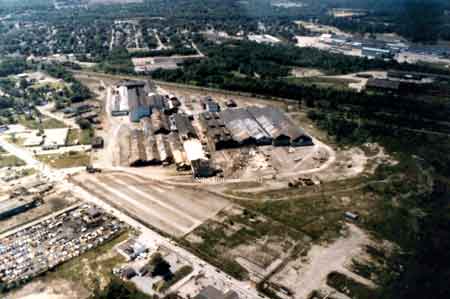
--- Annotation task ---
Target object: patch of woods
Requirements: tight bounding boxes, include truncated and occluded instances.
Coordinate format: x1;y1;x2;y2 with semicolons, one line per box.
318;0;450;43
151;40;450;110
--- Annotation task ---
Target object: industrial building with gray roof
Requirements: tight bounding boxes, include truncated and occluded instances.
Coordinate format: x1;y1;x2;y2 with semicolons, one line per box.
218;107;312;147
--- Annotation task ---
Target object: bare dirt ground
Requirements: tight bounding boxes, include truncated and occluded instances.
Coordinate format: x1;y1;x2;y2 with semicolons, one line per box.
294;21;352;37
72;171;231;237
272;224;373;299
294;142;396;184
5;279;89;299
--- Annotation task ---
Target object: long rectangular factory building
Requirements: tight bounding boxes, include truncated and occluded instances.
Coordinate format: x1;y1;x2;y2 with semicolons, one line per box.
0;197;39;220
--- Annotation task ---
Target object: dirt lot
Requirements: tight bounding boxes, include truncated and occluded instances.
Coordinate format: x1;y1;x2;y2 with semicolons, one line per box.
72;171;230;237
184;204;308;281
5;279;89;299
290;67;324;78
272;224;372;299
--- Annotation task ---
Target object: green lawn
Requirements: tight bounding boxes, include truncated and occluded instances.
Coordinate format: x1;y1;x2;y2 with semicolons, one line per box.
67;128;94;145
18;115;66;130
0;154;25;168
41;117;66;129
36;151;90;168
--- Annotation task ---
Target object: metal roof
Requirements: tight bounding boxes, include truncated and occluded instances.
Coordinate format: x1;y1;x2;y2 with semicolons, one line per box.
0;198;36;215
247;106;310;142
220;108;271;143
174;114;197;139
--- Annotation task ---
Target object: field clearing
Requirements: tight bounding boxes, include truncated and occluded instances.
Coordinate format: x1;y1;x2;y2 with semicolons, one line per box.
36;151;90;168
17;115;67;130
6;231;131;299
0;154;25;168
184;204;308;281
67;128;94;145
285;76;358;91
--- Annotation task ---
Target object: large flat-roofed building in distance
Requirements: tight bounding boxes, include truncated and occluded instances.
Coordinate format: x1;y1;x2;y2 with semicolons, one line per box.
247;106;313;146
361;46;392;59
126;81;152;122
219;107;312;147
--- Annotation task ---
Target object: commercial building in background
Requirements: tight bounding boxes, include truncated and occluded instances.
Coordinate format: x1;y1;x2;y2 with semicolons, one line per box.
361;47;392;59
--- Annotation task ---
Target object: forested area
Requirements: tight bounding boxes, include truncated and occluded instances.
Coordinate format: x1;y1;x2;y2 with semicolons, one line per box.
319;0;450;42
307;91;450;299
151;40;450;124
0;58;27;77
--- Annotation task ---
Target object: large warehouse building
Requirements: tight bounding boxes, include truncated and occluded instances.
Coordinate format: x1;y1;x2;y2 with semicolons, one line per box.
0;197;38;220
247;107;313;146
220;108;273;146
215;107;312;147
121;98;312;177
111;80;170;122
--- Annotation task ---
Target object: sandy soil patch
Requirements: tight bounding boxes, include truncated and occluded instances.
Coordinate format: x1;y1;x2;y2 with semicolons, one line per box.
6;279;89;299
272;224;371;299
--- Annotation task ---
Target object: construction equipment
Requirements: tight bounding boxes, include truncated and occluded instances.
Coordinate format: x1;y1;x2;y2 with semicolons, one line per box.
86;165;102;174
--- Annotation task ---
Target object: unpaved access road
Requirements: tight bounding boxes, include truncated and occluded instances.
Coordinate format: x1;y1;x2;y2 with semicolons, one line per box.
273;224;373;299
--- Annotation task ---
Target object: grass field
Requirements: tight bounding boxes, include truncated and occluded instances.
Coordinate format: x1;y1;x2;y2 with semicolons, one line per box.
67;128;94;145
184;206;307;280
285;76;357;91
18;115;66;130
36;151;90;168
43;231;130;292
0;154;26;168
6;135;25;146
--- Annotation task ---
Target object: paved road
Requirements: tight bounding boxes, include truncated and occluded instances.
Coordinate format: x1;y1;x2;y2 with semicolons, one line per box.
0;137;41;167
